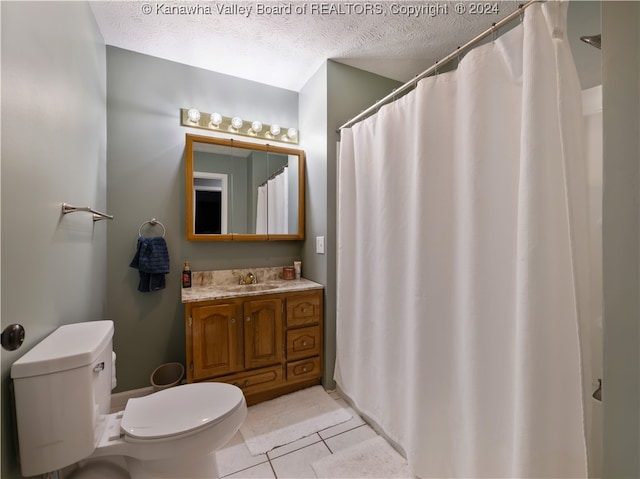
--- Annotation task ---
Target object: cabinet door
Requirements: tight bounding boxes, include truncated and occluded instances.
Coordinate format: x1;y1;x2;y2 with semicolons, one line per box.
192;302;242;380
243;298;283;370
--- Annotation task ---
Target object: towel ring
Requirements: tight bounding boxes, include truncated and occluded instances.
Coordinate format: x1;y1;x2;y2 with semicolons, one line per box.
139;218;166;238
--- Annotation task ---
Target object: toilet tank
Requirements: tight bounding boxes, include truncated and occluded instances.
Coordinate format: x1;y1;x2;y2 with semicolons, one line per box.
11;320;114;477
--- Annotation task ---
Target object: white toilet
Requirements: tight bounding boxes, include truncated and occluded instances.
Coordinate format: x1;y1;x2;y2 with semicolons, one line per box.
11;320;246;478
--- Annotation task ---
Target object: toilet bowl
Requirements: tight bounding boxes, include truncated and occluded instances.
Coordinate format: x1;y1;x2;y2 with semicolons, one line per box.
92;383;246;478
11;321;246;479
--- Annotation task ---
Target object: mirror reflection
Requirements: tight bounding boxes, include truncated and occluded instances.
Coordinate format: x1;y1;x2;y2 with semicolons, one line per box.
185;134;305;240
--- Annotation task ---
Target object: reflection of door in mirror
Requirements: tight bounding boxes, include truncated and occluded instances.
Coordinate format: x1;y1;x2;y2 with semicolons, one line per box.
193;145;254;234
194;172;227;234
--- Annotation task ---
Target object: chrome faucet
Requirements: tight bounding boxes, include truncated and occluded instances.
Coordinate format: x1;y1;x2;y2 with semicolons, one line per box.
239;272;258;285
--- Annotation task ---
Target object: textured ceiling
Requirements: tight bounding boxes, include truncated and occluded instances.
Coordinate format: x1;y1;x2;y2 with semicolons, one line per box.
90;1;521;91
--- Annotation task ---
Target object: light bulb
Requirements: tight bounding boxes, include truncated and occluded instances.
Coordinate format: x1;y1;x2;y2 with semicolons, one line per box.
231;116;243;130
187;109;201;123
270;124;281;136
251;121;263;133
287;128;298;140
209;112;222;127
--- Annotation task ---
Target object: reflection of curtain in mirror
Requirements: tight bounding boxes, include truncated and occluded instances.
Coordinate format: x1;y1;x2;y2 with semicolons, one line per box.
256;185;268;234
255;167;288;234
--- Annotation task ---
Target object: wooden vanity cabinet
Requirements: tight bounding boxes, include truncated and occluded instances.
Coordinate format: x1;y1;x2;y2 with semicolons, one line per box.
185;288;323;405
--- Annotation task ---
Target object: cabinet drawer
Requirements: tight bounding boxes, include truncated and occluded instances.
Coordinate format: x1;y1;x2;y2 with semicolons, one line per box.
286;292;321;327
286;325;321;361
217;365;284;395
287;356;321;382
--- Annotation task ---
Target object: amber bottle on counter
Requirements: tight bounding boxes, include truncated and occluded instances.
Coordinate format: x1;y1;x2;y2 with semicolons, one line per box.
182;261;192;288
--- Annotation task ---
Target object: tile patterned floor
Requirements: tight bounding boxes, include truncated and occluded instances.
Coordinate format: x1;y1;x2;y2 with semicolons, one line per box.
217;391;381;478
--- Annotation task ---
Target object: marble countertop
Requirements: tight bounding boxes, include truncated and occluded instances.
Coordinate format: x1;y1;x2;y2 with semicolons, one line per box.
181;266;323;303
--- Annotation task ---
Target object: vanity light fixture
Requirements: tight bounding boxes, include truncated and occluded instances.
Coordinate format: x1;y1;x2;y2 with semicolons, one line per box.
180;108;299;145
269;124;281;137
209;112;223;127
230;116;244;130
250;121;263;134
187;108;201;123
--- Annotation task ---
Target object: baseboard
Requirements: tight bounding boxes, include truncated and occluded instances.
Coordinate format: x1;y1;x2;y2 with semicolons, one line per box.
110;386;154;413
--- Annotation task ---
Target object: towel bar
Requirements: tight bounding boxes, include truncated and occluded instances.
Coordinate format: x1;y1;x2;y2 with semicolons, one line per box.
62;203;114;222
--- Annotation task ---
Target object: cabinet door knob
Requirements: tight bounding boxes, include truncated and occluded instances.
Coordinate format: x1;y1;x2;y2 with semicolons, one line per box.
231;318;236;324
245;316;251;322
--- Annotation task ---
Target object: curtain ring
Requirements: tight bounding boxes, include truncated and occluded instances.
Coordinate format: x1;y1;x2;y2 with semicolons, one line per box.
519;4;525;23
456;47;462;66
374;98;384;114
434;61;439;77
491;23;498;42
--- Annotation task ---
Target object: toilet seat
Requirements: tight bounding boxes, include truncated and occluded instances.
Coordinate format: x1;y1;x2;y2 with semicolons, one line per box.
121;383;244;440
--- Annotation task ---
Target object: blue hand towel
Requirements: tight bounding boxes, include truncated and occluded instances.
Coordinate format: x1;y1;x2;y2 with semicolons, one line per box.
129;236;170;292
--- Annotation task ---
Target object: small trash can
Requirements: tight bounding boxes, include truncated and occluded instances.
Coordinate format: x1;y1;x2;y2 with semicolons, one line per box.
150;362;184;391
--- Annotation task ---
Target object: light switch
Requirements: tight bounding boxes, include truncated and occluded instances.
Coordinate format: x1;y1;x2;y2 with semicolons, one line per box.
316;236;325;254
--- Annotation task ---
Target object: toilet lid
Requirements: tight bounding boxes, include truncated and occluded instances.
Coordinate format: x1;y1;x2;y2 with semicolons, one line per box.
120;382;244;440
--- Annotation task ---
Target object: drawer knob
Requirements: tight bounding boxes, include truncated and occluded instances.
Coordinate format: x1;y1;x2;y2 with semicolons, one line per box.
245;316;251;322
303;367;308;372
302;341;308;347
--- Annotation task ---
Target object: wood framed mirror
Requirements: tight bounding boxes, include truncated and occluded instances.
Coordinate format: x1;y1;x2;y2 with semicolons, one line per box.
185;134;305;241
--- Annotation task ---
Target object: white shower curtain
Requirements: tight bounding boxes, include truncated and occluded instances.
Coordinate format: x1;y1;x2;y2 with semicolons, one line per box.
336;3;591;478
256;167;289;234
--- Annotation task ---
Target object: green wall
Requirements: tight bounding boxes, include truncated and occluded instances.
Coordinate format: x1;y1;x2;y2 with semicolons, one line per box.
601;2;640;477
1;2;107;477
567;1;602;89
299;61;403;389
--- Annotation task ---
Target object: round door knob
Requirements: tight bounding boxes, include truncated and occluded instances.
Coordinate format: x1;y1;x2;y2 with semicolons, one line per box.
1;324;25;351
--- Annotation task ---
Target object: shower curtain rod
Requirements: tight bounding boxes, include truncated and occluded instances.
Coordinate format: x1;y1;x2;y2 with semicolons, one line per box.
259;164;287;187
339;0;541;131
